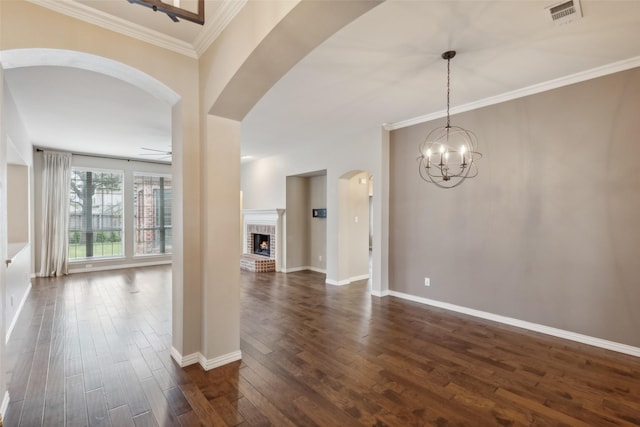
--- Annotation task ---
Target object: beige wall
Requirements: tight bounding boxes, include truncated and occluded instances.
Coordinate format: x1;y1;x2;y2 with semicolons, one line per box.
390;67;640;347
2;72;33;393
200;115;241;361
285;176;309;270
334;171;370;284
347;172;369;279
285;174;327;272
7;164;28;243
199;0;299;118
0;64;8;409
308;175;327;271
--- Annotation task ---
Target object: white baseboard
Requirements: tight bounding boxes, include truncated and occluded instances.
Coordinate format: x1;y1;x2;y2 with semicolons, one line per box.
199;350;242;371
68;259;171;274
326;273;370;287
282;266;327;274
171;347;243;370
6;282;32;344
282;266;308;273
326;278;350;286
389;291;640;358
0;391;9;420
170;347;200;367
370;289;390;298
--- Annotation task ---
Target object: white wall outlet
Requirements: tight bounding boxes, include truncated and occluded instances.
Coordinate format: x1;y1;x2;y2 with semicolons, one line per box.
424;277;430;287
319;255;322;262
355;216;359;223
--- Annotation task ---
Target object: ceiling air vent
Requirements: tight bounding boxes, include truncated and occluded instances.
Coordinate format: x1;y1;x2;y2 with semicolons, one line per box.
546;0;583;25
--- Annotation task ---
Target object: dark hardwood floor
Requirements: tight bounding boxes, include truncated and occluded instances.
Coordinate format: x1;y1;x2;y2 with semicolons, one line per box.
4;265;640;426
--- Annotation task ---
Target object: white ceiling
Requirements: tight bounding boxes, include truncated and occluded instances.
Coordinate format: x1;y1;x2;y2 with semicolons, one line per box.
5;65;172;161
4;0;640;164
242;0;640;160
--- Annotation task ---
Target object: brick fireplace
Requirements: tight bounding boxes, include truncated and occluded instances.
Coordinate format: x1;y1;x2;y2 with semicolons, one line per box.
241;209;284;272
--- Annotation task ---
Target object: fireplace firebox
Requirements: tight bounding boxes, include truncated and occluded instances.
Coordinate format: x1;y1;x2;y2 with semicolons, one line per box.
253;234;271;257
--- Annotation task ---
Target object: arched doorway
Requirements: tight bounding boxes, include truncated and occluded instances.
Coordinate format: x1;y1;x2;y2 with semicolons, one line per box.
0;47;184;344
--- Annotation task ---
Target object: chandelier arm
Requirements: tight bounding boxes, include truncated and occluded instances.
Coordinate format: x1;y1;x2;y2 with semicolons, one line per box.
418;160;435;183
418;159;467;189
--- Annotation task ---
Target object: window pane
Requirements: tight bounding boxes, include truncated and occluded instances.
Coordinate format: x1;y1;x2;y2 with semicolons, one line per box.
69;169;124;260
134;174;172;255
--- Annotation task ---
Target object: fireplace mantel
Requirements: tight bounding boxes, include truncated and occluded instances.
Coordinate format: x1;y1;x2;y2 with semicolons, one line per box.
242;209;285;271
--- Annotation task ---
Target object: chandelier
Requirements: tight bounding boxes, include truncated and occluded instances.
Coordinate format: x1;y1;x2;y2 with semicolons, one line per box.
418;51;481;189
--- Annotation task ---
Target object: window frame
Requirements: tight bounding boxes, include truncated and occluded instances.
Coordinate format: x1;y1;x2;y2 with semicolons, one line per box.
68;167;125;262
133;172;172;257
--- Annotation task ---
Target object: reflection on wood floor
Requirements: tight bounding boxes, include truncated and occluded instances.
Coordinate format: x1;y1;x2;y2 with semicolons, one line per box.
5;265;640;426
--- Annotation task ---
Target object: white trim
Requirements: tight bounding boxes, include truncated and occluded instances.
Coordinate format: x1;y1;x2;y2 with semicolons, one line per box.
282;266;326;274
68;259;171;274
193;0;247;56
242;209;285;223
171;348;243;370
386;56;640;131
326;278;350;286
170;347;200;367
0;391;9;420
326;274;369;286
6;282;32;344
350;274;369;282
198;350;242;371
370;289;389;298
389;291;640;358
1;49;181;106
282;266;308;273
26;0;197;58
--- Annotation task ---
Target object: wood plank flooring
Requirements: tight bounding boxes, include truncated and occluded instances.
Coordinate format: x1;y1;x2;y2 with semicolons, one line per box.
4;265;640;426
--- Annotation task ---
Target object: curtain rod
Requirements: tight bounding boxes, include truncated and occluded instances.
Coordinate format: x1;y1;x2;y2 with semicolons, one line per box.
35;147;172;166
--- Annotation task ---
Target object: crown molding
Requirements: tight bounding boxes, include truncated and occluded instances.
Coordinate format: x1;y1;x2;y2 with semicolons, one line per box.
386;55;640;131
193;0;247;57
26;0;198;58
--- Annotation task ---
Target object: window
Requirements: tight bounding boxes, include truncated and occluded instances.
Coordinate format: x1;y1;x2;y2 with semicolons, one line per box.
69;169;124;260
134;174;172;255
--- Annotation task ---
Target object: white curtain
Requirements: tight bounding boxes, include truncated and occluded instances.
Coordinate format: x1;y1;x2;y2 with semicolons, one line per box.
39;151;72;277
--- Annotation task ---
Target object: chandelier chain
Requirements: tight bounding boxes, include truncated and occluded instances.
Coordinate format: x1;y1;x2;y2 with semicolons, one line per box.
446;56;451;128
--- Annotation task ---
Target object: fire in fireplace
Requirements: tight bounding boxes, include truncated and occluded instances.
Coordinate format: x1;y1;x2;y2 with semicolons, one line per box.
253;233;270;257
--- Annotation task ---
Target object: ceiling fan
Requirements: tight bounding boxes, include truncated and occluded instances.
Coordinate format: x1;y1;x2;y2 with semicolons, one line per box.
140;147;172;161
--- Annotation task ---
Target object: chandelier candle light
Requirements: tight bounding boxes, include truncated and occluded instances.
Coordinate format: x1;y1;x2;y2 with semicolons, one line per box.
418;51;481;189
